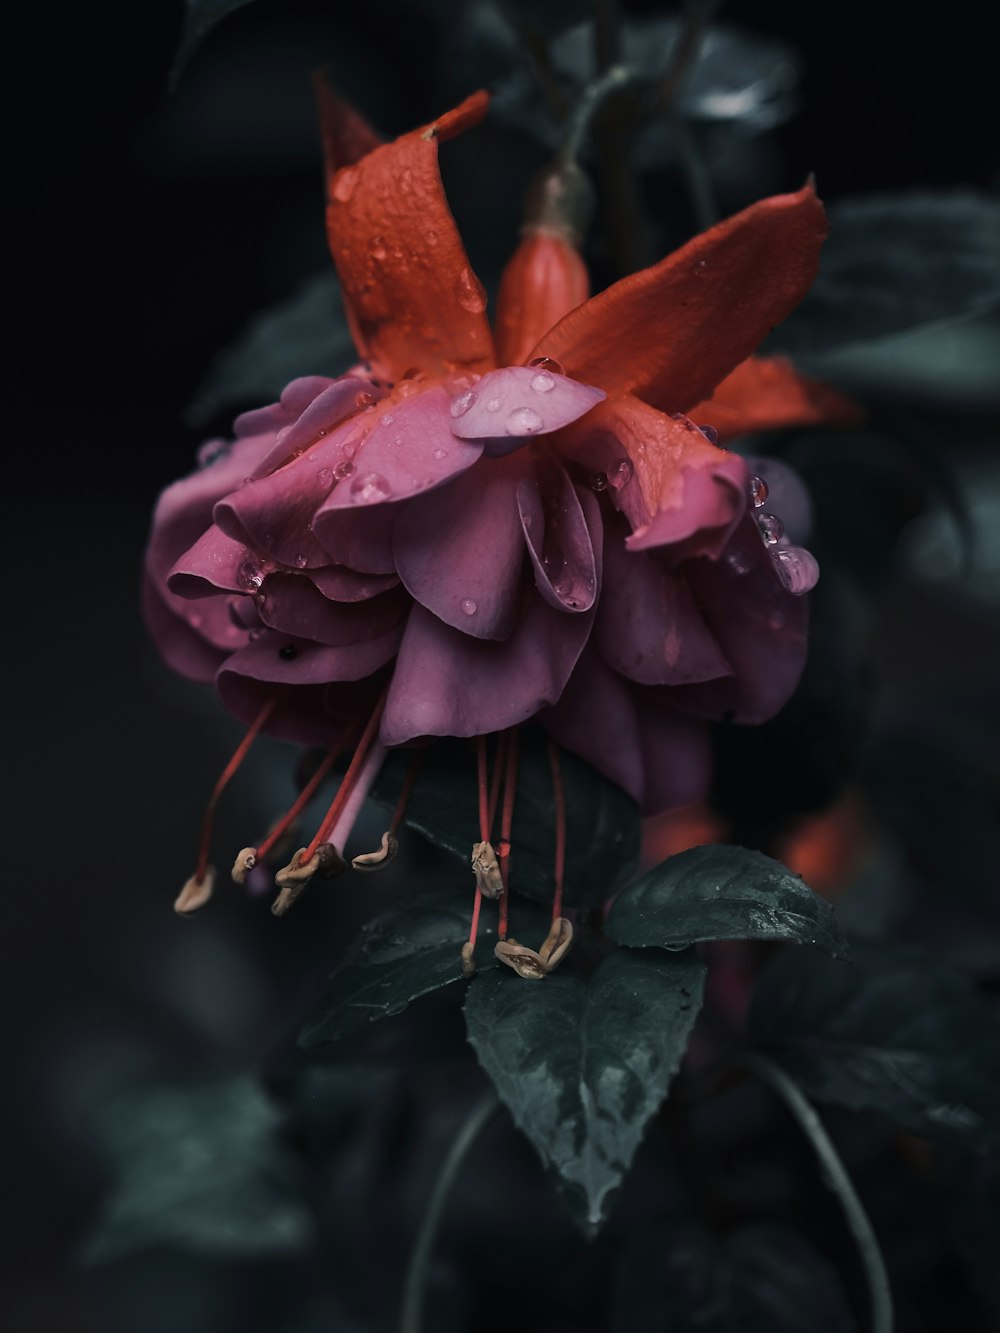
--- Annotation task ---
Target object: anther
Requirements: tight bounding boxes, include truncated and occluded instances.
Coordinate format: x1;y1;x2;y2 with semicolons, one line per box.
271;843;345;916
461;941;476;978
539;917;574;970
231;847;257;886
352;830;399;871
494;938;547;980
175;866;215;916
470;840;503;899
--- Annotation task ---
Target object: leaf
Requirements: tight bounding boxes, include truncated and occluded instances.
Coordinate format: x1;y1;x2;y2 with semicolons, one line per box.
83;1077;313;1264
613;1221;855;1332
772;191;1000;357
172;0;258;86
606;843;849;959
464;948;705;1232
299;889;547;1046
187;272;356;426
372;733;640;908
750;943;1000;1146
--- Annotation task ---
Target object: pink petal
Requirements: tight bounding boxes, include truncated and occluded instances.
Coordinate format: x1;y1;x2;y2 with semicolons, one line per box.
626;456;748;560
307;565;399;601
251;377;381;477
312;505;398;575
258;574;406;646
167;525;262;599
141;577;232;685
517;459;600;613
392;453;529;640
449;366;605;456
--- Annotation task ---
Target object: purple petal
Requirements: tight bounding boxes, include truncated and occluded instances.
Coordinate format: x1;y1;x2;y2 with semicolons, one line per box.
141;577;240;684
167;525;264;599
626;456;749;560
393;453;528;640
745;455;815;546
251;377;381;477
307;565;399;602
380;595;594;745
672;513;809;723
312;505;398;575
517;459;600;613
542;648;712;814
316;387;484;514
595;519;732;686
449;367;605;456
258;574;406;646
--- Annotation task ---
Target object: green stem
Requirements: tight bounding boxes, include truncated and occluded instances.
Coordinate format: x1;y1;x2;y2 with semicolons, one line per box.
736;1052;894;1333
399;1093;501;1333
558;64;635;168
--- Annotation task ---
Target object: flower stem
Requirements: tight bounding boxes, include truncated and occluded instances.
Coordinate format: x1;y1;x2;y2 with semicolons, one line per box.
735;1052;894;1333
399;1094;501;1333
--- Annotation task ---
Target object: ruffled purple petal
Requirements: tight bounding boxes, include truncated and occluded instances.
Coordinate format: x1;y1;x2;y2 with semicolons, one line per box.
307;565;399;601
449;367;605;457
517;459;600;613
625;456;749;561
393;453;529;640
381;595;594;745
167;525;263;599
141;577;239;684
312;505;398;575
258;574;406;646
671;513;809;723
317;387;484;513
251;377;381;477
595;519;732;686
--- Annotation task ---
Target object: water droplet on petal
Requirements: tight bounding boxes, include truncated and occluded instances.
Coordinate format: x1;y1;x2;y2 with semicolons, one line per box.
426;229;438;247
332;167;358;202
774;545;820;595
237;560;264;592
354;389;376;409
455;267;487;313
460;598;477;616
608;459;633;490
317;467;334;489
334;460;355;480
293;554;307;569
757;512;784;546
369;236;387;261
699;423;719;444
530;371;555;393
381;412;394;425
726;549;751;575
433;447;448;460
507;406;543;434
198;439;229;468
342;441;357;459
750;475;769;508
188;611;202;628
450;390;477;418
485;397;501;413
529;355;564;376
350;472;392;504
242;476;255;487
590;472;608;492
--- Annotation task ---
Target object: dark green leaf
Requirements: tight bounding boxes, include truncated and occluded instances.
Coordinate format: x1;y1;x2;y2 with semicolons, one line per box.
172;0;258;86
606;844;849;959
750;943;1000;1145
613;1222;855;1332
503;0;596;38
464;948;705;1232
299;889;546;1046
372;733;640;908
187;272;356;426
772;191;1000;356
83;1077;313;1264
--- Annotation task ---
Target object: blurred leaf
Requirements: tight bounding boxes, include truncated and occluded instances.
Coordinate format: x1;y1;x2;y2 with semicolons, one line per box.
773;192;1000;357
173;0;258;86
504;0;596;38
613;1221;855;1332
187;272;355;426
750;944;1000;1146
372;733;640;908
606;844;849;959
83;1077;313;1264
464;948;705;1232
299;889;546;1046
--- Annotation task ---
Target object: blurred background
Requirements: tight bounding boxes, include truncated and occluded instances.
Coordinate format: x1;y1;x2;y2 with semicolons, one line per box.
5;0;998;1329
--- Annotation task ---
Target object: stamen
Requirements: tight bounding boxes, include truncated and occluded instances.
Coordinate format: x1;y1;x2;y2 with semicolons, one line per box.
231;727;354;885
351;751;420;871
188;697;277;896
463;735;493;977
547;738;567;924
497;727;520;942
300;688;388;864
495;939;547;980
272;843;345;917
539;916;573;969
470;841;503;899
175;866;215;916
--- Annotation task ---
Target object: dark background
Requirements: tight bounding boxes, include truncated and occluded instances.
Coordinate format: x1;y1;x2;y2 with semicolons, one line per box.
4;1;997;1329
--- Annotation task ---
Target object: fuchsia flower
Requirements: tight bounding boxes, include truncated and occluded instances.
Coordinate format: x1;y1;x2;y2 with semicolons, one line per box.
144;88;855;961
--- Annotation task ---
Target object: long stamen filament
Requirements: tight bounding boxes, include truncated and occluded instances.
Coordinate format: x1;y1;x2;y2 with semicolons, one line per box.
547;738;566;923
389;753;421;837
300;688;388;864
256;725;354;864
194;697;277;885
497;727;520;942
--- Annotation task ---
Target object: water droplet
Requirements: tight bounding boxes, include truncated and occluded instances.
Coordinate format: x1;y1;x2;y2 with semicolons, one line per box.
293;554;307;569
529;355;564;376
725;549;751;575
369;236;387;261
530;371;555;393
774;545;820;595
279;643;299;660
237;560;264;592
485;397;501;413
699;423;719;444
590;472;608;492
757;512;785;546
460;598;477;616
381;413;395;426
426;229;438;246
188;611;203;628
455;267;487;313
750;475;769;508
433;447;448;460
342;441;357;459
242;476;255;487
354;389;376;409
608;459;633;490
317;467;334;489
450;390;478;418
350;471;392;504
334;459;355;480
506;406;543;434
332;167;358;202
198;439;229;468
